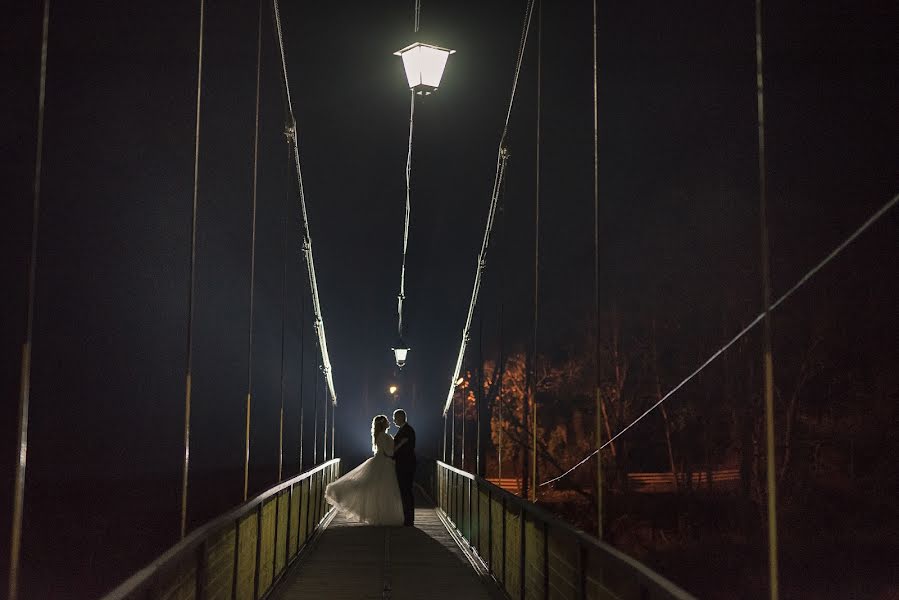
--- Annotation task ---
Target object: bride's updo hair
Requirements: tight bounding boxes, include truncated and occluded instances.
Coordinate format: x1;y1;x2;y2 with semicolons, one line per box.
371;414;389;453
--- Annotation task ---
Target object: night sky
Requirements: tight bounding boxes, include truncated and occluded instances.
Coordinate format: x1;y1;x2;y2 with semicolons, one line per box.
2;0;897;598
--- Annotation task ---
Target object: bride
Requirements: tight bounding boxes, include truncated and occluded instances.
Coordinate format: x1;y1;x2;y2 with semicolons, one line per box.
324;414;404;526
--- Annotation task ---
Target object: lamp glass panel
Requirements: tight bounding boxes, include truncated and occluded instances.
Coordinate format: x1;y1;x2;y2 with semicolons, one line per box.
400;48;421;88
418;45;450;88
394;348;409;363
399;44;451;90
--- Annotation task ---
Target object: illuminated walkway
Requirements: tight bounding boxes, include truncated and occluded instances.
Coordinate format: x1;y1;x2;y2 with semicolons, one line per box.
272;492;498;600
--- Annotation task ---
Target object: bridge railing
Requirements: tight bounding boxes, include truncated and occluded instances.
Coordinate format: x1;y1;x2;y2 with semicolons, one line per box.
99;459;340;600
434;461;695;600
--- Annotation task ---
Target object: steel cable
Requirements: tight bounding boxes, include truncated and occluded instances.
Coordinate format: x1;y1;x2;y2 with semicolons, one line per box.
540;190;899;487
397;91;415;341
442;0;536;416
273;0;337;405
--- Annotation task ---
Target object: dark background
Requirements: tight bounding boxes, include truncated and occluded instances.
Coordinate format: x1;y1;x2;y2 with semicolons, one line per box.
2;0;897;598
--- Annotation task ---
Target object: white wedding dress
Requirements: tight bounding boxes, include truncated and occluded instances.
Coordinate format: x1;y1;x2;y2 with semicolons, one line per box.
324;431;404;526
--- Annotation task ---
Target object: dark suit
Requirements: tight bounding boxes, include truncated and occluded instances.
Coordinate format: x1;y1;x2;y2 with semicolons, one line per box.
393;422;416;525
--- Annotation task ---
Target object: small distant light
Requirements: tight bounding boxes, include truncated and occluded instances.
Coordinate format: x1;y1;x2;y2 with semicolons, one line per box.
455;377;464;386
389;385;398;395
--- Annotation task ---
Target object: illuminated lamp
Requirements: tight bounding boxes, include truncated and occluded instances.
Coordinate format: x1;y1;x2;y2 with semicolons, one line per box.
392;342;410;368
394;42;455;95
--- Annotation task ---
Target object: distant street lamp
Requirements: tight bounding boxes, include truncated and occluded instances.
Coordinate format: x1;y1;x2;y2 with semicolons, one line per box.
392;341;410;368
394;42;455;95
388;384;400;407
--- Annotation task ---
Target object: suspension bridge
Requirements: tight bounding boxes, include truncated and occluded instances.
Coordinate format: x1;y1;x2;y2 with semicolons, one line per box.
8;0;897;599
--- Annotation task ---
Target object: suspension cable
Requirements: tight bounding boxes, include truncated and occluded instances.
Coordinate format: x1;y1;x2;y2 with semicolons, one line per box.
442;0;537;416
397;90;415;342
396;0;423;347
540;190;899;487
10;1;51;597
272;0;337;405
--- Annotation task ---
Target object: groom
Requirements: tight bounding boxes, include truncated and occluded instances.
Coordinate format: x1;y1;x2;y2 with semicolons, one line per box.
392;409;416;526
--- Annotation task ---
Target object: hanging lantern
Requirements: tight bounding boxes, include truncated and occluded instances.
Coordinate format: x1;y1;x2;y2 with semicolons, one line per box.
394;42;455;95
392;342;410;368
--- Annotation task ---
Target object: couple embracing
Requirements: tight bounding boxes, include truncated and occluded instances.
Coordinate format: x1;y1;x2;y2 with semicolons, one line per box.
324;409;416;526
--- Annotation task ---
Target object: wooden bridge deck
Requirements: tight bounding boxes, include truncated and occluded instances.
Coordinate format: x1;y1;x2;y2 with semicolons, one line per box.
271;490;501;600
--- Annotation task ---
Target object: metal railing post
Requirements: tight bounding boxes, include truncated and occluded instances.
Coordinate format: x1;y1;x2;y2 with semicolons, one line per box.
519;506;526;600
287;484;294;560
501;496;507;586
488;488;494;574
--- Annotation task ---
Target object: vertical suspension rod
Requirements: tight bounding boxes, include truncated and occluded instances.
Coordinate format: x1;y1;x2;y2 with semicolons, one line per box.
754;0;779;597
497;177;507;483
461;381;466;470
442;413;447;463
323;369;329;460
9;2;51;598
591;0;602;540
298;269;305;470
278;141;291;481
451;388;456;466
181;0;206;539
529;0;542;503
312;342;319;464
244;0;263;502
476;310;483;476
